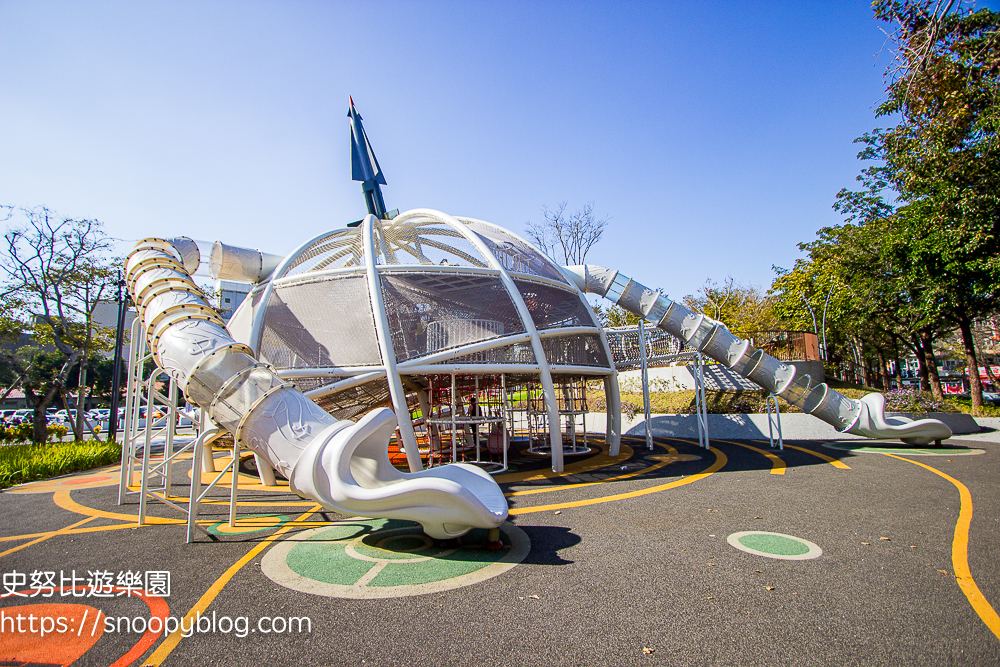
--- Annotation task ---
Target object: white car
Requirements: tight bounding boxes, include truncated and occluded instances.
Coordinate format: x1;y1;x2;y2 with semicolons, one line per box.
53;410;97;429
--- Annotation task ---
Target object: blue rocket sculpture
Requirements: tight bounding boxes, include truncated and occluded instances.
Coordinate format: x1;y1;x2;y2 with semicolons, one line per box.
349;96;387;218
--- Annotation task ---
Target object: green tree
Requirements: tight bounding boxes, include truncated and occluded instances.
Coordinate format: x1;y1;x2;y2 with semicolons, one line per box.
682;277;779;339
592;303;641;328
863;1;1000;410
1;207;116;441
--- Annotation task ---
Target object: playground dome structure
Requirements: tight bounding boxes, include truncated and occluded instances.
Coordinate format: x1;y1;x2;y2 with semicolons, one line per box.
119;98;954;543
223;209;621;475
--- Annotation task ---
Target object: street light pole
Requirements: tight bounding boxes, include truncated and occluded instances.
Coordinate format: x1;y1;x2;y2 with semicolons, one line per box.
107;270;128;443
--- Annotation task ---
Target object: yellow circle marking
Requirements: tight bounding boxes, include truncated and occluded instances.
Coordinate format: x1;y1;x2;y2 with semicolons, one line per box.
211;515;284;535
8;466;121;494
717;439;785;475
187;453;290;490
509;446;727;515
495;443;634;483
774;443;851;470
646;454;701;463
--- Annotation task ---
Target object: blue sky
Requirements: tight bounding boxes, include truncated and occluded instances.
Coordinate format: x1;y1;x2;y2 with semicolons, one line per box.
0;1;973;300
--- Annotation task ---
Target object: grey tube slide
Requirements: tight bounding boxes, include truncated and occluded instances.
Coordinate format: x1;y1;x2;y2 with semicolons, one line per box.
564;265;952;445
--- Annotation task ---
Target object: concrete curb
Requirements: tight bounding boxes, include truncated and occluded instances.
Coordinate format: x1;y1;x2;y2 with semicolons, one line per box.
584;411;983;441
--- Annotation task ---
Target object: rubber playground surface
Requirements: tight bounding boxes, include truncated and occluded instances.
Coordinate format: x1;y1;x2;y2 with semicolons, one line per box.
1;432;998;666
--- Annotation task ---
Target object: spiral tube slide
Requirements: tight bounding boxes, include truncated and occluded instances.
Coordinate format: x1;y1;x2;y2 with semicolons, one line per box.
125;237;507;539
564;265;952;445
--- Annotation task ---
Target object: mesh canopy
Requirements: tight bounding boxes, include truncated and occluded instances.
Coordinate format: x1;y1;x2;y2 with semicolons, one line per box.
431;341;536;365
458;218;569;283
605;326;681;371
542;334;610;368
314;377;392;421
375;218;489;268
379;272;525;361
249;212;620;439
515;279;596;329
289;377;340;392
258;275;382;369
281;230;365;277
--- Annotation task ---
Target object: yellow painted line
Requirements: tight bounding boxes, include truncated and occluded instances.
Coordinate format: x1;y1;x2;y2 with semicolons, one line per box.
142;504;323;666
882;453;1000;641
0;516;95;559
0;521;143;543
53;490;184;524
509;446;727;515
719;440;785;475
506;461;671;497
779;443;850;469
160;495;315;507
495;444;634;484
502;441;683;498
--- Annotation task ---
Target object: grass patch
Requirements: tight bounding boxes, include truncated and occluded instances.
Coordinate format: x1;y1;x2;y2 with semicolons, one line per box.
0;440;122;489
591;387;800;414
944;396;1000;417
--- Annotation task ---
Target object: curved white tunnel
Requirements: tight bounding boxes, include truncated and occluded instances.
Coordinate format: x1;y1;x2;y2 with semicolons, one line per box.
125;237;508;539
563;265;953;445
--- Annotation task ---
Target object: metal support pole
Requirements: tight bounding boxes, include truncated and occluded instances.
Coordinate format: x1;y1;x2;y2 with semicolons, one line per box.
451;373;457;464
229;439;239;528
501;374;508;473
693;352;710;450
108;271;128;444
137;378;154;525
638;320;652;451
117;318;143;505
187;410;207;544
362;215;423;472
767;393;784;450
164;379;177;486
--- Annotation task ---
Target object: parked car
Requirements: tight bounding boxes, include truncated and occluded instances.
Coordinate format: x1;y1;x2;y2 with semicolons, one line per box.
52;409;99;430
11;409;32;425
982;392;1000;405
52;409;77;423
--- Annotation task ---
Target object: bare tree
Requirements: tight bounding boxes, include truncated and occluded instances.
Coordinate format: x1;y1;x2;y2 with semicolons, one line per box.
1;207;115;442
526;201;610;266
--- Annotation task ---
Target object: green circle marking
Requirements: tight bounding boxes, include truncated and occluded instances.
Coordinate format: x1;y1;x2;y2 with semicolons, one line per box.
821;442;984;456
727;531;822;560
261;519;530;598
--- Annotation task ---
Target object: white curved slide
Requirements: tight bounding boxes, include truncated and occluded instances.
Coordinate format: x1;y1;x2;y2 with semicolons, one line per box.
125;237;507;539
563;265;952;445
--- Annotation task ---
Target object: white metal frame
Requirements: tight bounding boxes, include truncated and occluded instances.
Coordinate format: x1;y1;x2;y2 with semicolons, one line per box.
233;210;623;474
766;393;784;450
691;351;710;450
638;320;652;451
117;318;270;543
606;325;710;451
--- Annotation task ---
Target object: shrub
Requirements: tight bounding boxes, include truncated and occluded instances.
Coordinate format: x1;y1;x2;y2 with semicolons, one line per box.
0;440;122;489
591;397;639;419
883;388;949;414
0;423;68;444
